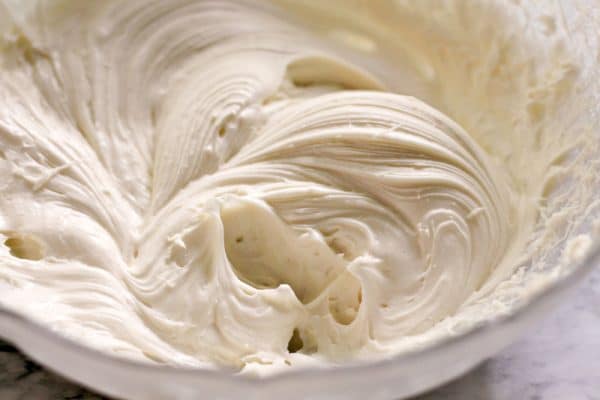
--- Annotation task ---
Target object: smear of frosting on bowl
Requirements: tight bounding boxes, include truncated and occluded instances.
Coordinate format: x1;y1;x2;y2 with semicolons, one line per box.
0;0;592;374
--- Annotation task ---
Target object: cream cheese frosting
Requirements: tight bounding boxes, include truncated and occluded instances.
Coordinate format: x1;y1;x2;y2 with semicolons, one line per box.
0;0;588;374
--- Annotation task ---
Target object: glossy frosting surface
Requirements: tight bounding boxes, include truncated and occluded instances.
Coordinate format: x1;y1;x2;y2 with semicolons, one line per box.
0;0;584;374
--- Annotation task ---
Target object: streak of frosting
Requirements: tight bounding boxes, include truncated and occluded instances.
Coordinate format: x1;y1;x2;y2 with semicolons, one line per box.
0;0;590;374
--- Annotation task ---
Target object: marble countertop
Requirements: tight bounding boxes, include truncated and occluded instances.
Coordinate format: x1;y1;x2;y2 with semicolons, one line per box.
0;266;598;400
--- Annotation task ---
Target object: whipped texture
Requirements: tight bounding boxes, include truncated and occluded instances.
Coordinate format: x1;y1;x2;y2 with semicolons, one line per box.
0;0;587;374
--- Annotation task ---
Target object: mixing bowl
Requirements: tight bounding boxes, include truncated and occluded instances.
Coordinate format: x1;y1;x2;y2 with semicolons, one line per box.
0;250;596;400
0;1;598;399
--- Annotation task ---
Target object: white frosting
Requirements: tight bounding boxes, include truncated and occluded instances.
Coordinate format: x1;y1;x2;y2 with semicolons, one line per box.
0;0;590;374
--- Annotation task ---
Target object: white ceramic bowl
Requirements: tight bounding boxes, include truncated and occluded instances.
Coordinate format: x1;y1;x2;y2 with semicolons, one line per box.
0;249;596;400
